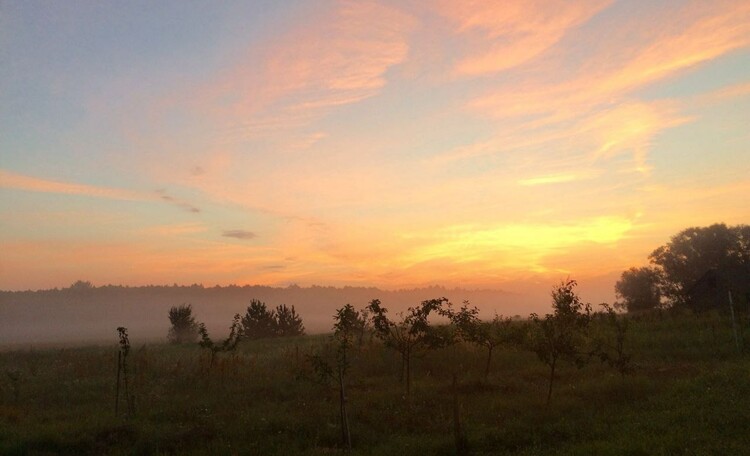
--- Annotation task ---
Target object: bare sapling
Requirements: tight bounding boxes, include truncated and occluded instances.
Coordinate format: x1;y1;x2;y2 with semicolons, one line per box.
115;326;134;416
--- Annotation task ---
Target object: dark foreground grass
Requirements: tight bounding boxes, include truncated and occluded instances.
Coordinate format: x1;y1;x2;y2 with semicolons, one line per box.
1;312;749;455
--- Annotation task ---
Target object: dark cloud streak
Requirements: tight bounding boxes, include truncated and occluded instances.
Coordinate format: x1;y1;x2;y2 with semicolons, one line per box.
222;229;257;240
155;189;201;213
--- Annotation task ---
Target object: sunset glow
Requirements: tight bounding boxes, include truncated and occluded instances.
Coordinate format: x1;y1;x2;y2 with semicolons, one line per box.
1;0;749;303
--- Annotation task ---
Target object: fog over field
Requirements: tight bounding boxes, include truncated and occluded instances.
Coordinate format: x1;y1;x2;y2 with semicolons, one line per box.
0;283;550;347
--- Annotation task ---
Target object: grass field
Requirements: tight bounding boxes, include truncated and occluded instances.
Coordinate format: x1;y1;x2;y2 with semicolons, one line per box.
1;310;749;455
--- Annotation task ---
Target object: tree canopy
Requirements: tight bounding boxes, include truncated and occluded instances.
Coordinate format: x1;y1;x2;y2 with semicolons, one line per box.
616;223;750;311
614;267;662;312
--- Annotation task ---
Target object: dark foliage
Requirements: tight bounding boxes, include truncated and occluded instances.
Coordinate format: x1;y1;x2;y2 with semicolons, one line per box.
241;300;277;339
648;223;750;307
615;267;662;312
167;304;199;344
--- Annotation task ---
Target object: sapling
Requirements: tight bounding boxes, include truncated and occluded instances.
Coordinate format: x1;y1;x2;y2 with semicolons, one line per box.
115;326;134;416
447;301;524;379
198;314;242;369
367;297;450;399
596;303;632;377
530;280;592;405
332;304;361;450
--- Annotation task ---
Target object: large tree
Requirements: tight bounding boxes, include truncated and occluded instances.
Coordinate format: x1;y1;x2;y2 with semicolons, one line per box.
648;224;750;306
614;267;662;312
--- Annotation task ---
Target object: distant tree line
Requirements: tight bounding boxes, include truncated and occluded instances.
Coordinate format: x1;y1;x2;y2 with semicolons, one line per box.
615;223;750;312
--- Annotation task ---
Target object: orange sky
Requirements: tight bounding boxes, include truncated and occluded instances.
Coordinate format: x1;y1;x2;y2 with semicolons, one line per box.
1;0;749;304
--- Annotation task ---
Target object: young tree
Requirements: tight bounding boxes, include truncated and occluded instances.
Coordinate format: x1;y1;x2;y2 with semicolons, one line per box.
530;280;592;405
366;297;449;398
274;304;305;337
115;327;134;416
594;304;632;378
198;314;242;368
240;300;277;339
448;301;524;379
614;267;662;313
332;304;361;449
167;304;199;344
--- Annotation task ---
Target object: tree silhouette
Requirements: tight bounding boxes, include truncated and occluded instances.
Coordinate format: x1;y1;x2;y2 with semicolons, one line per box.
367;297;449;399
447;301;525;379
614;267;662;312
167;304;199;344
198;314;242;368
240;300;277;339
649;223;750;306
274;304;305;337
530;280;592;405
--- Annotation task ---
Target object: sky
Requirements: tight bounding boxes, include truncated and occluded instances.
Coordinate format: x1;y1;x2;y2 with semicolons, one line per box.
1;0;749;303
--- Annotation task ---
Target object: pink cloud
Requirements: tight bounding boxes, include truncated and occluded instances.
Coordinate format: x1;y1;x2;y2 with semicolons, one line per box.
435;0;611;75
214;0;414;142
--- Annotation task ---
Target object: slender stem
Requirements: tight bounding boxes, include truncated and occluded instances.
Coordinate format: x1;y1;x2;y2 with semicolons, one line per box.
115;351;121;416
546;357;556;406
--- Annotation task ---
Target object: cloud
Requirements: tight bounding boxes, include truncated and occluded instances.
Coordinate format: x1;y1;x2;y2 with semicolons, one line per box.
436;0;611;76
518;172;596;187
0;169;201;213
213;0;414;142
0;169;145;200
222;229;257;240
155;189;201;213
470;1;750;120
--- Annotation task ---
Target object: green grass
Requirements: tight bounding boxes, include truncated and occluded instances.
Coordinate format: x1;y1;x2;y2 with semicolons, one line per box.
1;312;749;455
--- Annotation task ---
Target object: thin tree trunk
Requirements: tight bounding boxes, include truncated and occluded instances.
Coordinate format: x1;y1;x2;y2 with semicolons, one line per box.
546;358;556;406
405;347;411;402
122;358;130;416
452;374;466;454
484;345;493;380
338;367;351;451
728;290;740;353
115;351;121;416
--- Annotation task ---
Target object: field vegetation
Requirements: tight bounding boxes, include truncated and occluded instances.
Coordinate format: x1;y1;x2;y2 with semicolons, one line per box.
1;298;749;455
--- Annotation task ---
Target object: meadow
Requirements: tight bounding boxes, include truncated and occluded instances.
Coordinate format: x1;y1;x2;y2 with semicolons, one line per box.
1;310;749;455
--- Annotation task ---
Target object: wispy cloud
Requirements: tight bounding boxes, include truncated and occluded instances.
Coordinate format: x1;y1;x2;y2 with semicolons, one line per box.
155;189;201;213
470;1;750;120
222;229;257;240
518;172;595;187
1;169;201;213
0;169;144;200
213;0;414;143
436;0;611;76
